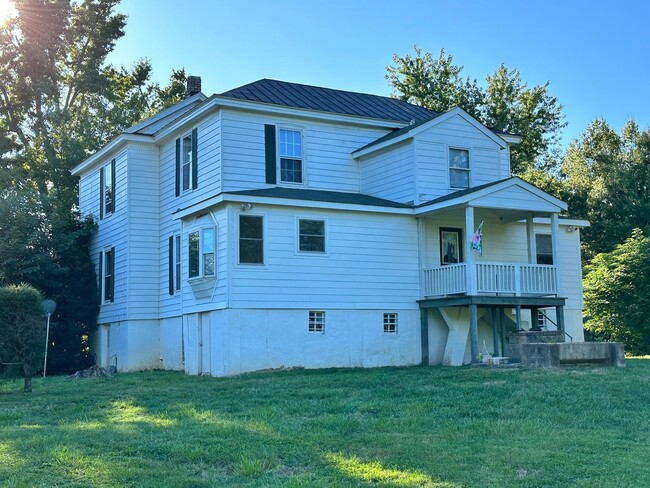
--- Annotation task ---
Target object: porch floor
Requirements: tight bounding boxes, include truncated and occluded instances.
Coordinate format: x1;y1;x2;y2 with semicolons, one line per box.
418;294;566;309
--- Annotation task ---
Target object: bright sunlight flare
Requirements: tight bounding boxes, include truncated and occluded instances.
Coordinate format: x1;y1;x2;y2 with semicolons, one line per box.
0;0;15;24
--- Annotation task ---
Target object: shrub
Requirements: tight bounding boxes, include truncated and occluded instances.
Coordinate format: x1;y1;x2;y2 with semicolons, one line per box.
0;284;45;392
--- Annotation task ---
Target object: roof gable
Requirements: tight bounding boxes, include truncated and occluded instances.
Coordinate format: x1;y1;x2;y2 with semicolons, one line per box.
220;78;438;123
353;107;507;158
415;177;567;214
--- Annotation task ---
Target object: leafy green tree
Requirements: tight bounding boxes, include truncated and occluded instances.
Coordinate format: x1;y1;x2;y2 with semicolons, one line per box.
560;119;650;258
0;0;187;373
386;47;566;174
386;47;484;119
583;229;650;354
0;189;98;373
0;284;46;392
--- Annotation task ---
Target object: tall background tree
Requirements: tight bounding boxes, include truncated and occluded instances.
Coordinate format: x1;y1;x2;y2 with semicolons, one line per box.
0;0;188;374
386;47;566;175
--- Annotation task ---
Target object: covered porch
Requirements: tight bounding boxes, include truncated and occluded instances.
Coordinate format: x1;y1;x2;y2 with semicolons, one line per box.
414;178;569;364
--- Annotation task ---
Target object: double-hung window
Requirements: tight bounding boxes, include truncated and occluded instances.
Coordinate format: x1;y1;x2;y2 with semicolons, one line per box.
99;247;115;304
100;159;115;218
449;148;470;189
535;234;553;265
298;219;325;253
239;215;264;264
182;133;193;192
168;234;182;295
279;129;303;184
188;228;216;279
175;128;198;196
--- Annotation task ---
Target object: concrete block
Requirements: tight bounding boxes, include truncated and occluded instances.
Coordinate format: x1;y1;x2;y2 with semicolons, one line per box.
520;343;560;368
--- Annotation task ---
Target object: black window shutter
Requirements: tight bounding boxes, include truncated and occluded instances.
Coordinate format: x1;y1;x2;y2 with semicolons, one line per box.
175;138;181;197
110;158;116;212
109;247;115;303
192;128;198;190
98;251;103;301
99;168;104;220
264;124;276;184
168;235;174;296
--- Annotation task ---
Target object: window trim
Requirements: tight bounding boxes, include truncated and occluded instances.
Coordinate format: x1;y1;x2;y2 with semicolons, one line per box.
238;214;265;265
278;127;305;186
448;146;471;190
309;310;325;334
296;217;327;254
187;226;216;280
383;312;398;334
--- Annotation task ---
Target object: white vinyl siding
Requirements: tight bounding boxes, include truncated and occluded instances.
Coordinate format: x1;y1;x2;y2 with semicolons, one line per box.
413;114;503;202
230;206;420;309
127;144;160;318
359;141;415;204
85;150;128;324
220;109;385;192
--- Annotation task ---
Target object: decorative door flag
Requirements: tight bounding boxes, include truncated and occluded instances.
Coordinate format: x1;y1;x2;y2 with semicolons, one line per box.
470;220;484;256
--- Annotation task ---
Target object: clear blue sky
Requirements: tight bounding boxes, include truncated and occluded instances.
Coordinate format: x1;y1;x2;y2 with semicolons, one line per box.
107;0;650;147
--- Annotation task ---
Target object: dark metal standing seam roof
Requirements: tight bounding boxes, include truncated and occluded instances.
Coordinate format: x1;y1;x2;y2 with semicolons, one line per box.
228;187;411;208
220;78;439;123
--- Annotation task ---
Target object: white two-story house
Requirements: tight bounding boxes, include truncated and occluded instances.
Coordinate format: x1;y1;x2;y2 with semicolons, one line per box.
71;77;587;375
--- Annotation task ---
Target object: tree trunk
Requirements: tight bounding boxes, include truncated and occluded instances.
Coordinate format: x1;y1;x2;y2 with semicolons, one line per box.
23;361;32;393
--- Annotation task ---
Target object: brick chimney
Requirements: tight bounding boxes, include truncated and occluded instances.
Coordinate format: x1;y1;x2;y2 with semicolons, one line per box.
186;76;202;98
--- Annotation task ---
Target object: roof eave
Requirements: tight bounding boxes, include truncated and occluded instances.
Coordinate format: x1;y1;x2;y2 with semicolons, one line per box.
173;192;414;220
71;133;155;176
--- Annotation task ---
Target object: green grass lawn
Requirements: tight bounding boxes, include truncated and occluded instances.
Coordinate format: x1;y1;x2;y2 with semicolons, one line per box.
1;360;649;487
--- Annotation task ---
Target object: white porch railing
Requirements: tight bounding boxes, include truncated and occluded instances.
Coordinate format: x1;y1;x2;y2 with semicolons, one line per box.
423;262;557;297
423;263;467;296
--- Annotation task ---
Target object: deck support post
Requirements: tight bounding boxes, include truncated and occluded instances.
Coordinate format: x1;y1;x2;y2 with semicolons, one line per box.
491;307;499;356
515;305;522;331
499;308;506;356
469;304;479;363
420;309;429;365
556;305;565;332
531;306;539;329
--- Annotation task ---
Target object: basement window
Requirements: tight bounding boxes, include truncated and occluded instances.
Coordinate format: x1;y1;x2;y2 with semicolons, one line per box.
309;311;325;333
383;313;398;334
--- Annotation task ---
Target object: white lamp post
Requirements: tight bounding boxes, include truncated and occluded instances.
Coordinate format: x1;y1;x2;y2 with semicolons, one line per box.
42;299;57;378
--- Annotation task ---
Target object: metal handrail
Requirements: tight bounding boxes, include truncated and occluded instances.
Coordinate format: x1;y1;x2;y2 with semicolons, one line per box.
539;309;573;342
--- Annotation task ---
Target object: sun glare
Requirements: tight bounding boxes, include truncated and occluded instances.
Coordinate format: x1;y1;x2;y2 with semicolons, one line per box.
0;0;16;25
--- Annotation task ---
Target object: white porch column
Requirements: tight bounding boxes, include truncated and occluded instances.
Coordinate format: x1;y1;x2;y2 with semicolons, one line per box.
465;206;476;295
526;212;536;264
551;213;562;296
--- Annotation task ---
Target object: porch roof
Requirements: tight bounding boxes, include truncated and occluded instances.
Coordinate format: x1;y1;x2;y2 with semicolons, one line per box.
414;177;567;218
